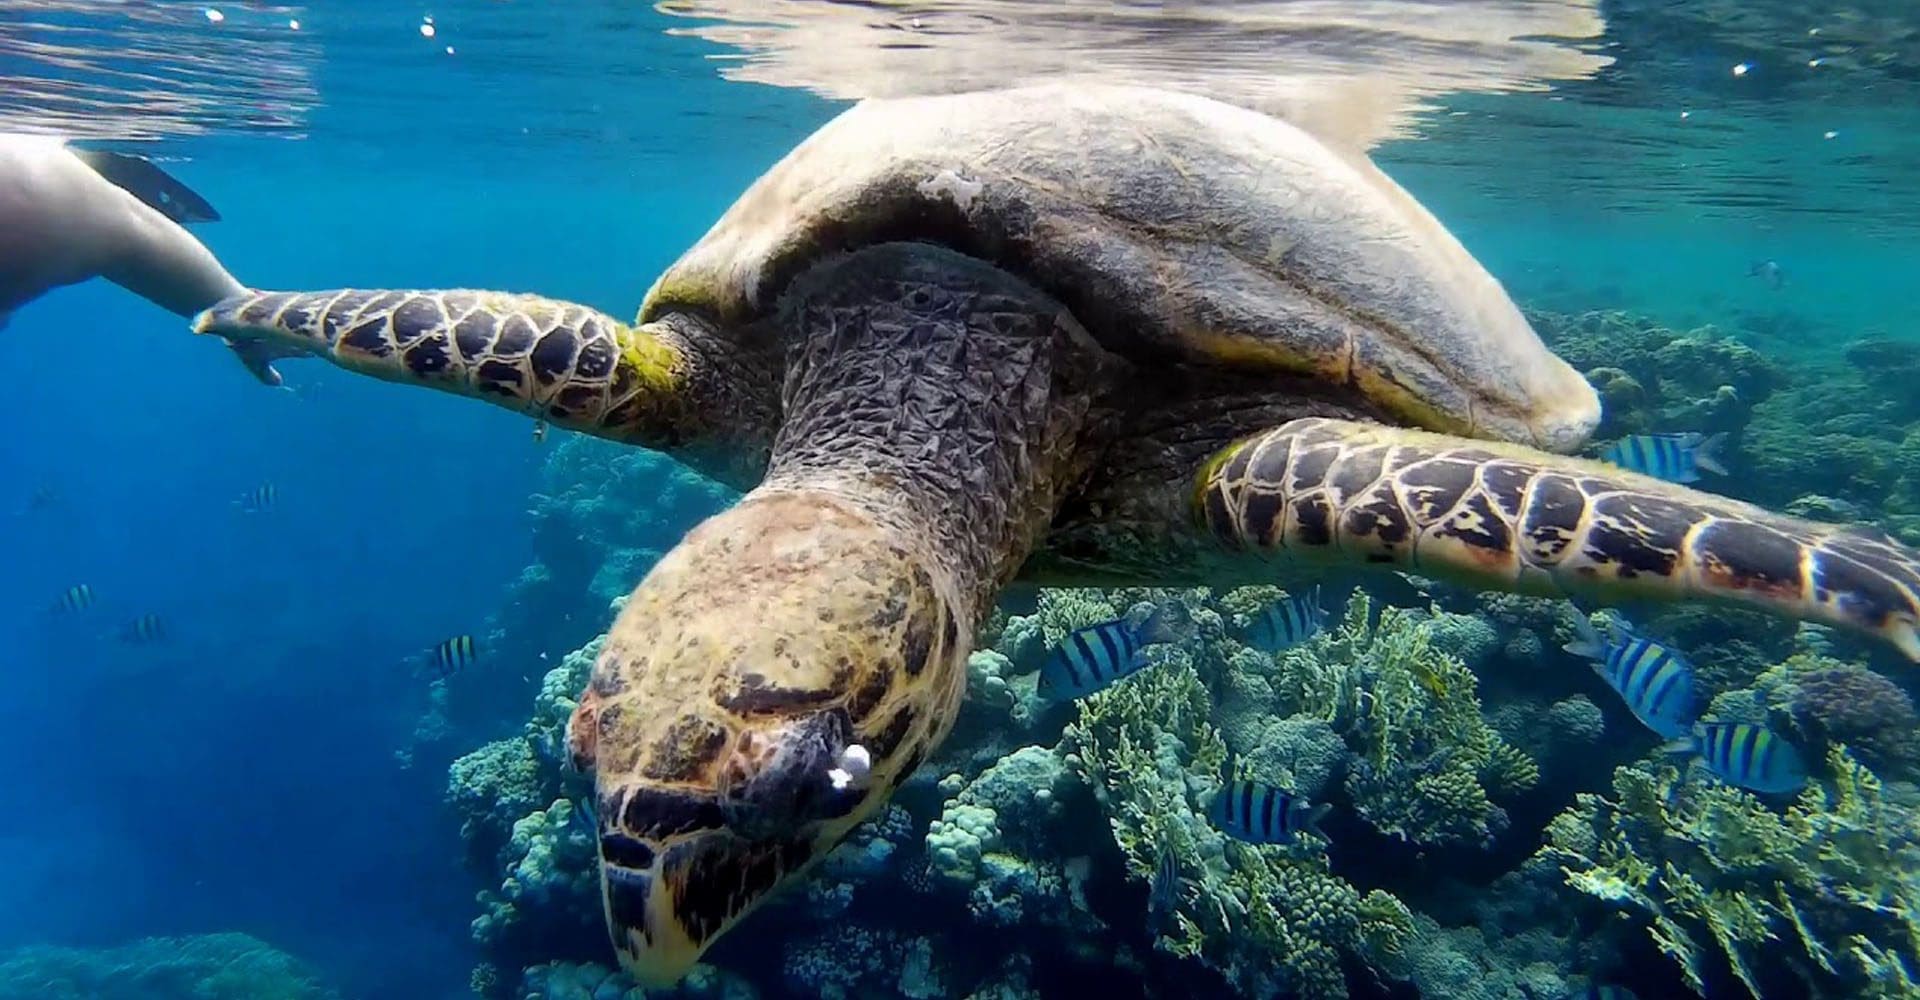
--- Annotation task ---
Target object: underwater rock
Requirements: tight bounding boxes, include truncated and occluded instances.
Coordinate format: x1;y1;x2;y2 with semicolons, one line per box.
0;932;341;1000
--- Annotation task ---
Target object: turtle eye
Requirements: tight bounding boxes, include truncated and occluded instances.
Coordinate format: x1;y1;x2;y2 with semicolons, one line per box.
717;708;859;838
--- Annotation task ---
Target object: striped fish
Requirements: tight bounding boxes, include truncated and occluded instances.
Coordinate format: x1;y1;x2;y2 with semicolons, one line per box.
118;613;166;643
53;584;95;613
1209;757;1330;845
235;483;279;512
429;634;479;678
1564;613;1697;739
1599;432;1727;484
1665;721;1809;794
1244;586;1326;653
1037;606;1177;701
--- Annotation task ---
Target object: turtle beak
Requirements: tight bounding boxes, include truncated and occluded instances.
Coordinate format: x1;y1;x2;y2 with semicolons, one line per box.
600;824;813;987
598;709;878;986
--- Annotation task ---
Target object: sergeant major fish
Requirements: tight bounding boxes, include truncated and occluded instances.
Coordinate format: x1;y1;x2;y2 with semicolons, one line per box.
1209;756;1330;846
1037;605;1178;701
427;634;479;679
1664;721;1809;795
52;584;94;613
118;612;166;644
1599;432;1727;484
1564;612;1697;739
235;483;278;512
1244;586;1326;653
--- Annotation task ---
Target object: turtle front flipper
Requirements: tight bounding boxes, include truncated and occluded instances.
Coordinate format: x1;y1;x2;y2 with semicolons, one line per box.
193;289;772;478
1197;416;1920;660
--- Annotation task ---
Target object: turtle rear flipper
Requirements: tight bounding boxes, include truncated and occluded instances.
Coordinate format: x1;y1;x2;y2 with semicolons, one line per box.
70;148;220;224
1197;417;1920;661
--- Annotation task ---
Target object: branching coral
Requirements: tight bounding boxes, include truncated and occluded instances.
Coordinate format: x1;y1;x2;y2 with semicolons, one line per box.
1278;592;1539;847
1061;656;1411;1000
1542;745;1920;998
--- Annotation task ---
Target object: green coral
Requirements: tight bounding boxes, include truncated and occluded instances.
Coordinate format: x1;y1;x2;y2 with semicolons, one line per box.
1280;591;1538;846
1061;656;1410;1000
1543;745;1920;998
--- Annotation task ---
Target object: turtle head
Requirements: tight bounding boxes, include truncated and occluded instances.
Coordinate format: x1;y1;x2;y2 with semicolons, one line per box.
570;490;965;985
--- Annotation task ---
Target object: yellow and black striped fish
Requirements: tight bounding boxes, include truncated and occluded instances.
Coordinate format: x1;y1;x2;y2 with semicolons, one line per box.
118;613;166;643
53;584;95;613
429;635;479;678
1037;605;1179;700
235;483;279;512
1598;432;1727;484
1565;613;1697;740
1665;721;1808;795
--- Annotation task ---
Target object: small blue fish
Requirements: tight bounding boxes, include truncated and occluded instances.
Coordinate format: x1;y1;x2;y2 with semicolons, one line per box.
1037;606;1177;701
53;584;95;613
1600;432;1727;483
428;634;479;679
1209;757;1330;845
1665;721;1809;794
1749;259;1784;290
1244;586;1326;653
1146;840;1182;926
118;612;166;644
1564;614;1697;740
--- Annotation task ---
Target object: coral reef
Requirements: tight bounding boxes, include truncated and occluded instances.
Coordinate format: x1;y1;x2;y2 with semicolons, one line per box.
1543;746;1920;998
439;301;1920;999
1529;308;1777;443
1062;650;1411;1000
0;933;340;1000
1274;593;1540;848
1781;658;1920;773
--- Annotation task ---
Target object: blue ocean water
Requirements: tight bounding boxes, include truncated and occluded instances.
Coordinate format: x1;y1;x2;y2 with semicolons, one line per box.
3;3;1920;999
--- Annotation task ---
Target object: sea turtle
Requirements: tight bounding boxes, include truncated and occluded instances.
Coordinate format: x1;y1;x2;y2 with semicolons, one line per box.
193;83;1920;984
0;134;286;384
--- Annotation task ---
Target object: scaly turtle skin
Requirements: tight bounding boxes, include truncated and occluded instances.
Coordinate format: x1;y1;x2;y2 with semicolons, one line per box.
192;83;1920;984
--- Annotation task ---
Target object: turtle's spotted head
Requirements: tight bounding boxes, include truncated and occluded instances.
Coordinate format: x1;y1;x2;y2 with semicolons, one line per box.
572;489;967;984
